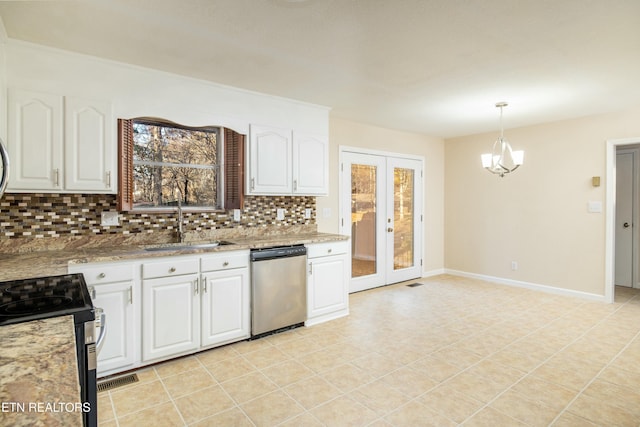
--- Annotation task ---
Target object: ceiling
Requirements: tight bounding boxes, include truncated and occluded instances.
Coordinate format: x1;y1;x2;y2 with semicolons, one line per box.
0;0;639;138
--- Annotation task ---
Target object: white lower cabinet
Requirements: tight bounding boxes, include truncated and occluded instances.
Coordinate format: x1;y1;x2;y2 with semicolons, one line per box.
92;282;137;376
142;272;200;362
141;251;250;364
68;262;139;377
306;241;350;326
201;265;250;347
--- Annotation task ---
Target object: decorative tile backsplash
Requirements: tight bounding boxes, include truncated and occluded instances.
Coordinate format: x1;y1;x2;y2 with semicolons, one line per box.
0;193;316;239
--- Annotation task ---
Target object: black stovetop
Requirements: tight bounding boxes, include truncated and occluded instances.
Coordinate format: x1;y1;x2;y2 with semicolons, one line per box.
0;273;94;326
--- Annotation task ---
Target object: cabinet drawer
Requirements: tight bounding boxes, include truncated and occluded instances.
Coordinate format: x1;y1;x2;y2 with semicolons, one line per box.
142;258;199;279
201;251;249;272
72;263;135;285
306;241;348;259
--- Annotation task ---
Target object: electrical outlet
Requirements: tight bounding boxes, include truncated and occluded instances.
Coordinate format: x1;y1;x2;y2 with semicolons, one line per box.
233;209;241;222
322;207;331;218
305;208;312;219
276;208;285;221
511;261;518;271
101;211;120;226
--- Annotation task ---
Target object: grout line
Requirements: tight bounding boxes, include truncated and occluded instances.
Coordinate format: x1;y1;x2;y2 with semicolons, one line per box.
393;285;607;425
460;289;639;426
155;367;188;427
547;303;640;425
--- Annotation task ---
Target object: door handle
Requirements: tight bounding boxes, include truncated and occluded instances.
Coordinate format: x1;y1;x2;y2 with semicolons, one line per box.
624;222;631;228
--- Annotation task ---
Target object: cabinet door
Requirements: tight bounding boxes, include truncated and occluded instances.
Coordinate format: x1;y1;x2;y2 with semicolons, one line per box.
293;132;328;195
201;268;250;347
90;281;136;376
7;89;63;191
65;97;114;192
142;273;200;362
248;124;292;194
308;254;348;318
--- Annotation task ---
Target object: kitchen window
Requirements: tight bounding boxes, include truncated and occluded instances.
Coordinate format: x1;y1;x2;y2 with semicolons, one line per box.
117;118;244;212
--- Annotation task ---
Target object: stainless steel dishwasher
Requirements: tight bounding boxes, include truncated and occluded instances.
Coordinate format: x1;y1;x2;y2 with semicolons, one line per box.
250;245;307;337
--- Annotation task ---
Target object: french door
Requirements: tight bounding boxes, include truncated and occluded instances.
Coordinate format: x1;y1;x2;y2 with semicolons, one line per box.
341;150;423;293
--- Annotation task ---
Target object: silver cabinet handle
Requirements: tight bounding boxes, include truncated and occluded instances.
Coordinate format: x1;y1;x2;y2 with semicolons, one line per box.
223;261;229;267
194;279;199;295
128;286;133;304
98;272;106;279
106;171;111;187
88;286;96;300
169;267;176;273
327;248;332;254
202;276;207;293
309;262;313;275
53;168;60;186
293;179;297;191
251;177;255;191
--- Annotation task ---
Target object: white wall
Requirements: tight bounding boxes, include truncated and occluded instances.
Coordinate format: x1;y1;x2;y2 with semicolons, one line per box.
4;40;329;136
445;107;640;298
317;116;445;275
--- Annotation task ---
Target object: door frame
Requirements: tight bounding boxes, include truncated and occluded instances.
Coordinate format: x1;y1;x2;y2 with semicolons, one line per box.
339;145;425;292
606;137;640;303
614;148;639;288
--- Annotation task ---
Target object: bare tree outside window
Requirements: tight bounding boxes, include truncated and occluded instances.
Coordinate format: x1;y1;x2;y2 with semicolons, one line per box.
132;120;221;209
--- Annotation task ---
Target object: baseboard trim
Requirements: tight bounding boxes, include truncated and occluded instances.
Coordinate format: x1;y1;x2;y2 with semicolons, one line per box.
444;269;606;302
422;268;446;278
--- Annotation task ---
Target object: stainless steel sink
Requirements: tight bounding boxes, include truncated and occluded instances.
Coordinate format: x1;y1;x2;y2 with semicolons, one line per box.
144;241;234;252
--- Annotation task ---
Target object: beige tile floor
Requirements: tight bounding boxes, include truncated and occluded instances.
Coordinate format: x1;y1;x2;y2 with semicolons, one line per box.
97;275;640;426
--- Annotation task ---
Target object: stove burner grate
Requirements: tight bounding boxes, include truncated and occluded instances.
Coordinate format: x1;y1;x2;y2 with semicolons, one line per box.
0;296;74;316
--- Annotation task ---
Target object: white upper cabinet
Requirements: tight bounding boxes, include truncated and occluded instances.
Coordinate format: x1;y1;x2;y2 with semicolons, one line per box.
7;88;115;193
293;132;328;196
247;124;292;194
247;124;328;196
64;96;113;191
8;89;64;191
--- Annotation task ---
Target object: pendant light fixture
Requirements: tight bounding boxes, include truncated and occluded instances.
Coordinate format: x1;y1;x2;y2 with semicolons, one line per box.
481;102;524;177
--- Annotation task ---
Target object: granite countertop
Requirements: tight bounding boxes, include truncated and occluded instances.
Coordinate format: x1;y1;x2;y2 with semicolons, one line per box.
0;232;349;282
0;316;82;427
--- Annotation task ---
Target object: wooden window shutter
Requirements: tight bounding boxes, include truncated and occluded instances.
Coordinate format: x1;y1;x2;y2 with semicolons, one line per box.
224;128;245;210
117;119;134;212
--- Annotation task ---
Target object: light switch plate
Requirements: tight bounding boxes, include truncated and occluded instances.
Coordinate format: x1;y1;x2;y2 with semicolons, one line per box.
101;211;120;226
305;208;312;219
323;208;331;218
233;209;241;222
276;208;285;220
588;201;602;213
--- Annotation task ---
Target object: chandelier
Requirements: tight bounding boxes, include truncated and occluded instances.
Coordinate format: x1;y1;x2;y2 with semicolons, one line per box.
481;102;524;177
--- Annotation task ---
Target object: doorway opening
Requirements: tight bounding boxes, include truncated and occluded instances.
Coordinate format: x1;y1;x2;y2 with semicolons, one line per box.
606;138;640;303
614;147;640;290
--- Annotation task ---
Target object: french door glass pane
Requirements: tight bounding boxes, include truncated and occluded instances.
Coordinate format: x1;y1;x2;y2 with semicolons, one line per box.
351;164;377;278
393;167;414;270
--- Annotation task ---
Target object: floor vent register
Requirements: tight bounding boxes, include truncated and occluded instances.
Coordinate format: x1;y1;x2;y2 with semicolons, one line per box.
97;373;139;392
406;282;425;288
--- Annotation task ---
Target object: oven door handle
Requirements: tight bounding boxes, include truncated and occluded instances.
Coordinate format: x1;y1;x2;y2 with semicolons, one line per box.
0;139;9;198
95;308;107;354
